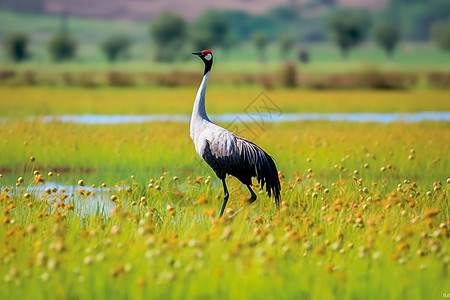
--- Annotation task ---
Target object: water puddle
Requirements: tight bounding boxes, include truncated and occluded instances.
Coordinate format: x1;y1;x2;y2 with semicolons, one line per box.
27;112;450;124
4;182;116;217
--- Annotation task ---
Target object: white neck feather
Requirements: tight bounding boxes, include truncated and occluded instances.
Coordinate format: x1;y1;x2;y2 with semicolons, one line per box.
190;72;211;135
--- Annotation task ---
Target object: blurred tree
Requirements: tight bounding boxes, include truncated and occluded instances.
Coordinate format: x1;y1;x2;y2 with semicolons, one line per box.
302;26;327;43
221;11;252;41
189;32;210;51
382;0;450;41
193;7;312;45
189;10;231;50
101;34;131;62
3;32;29;62
373;22;401;58
328;9;371;58
249;16;275;41
279;34;295;58
150;12;186;61
431;21;450;51
298;48;309;64
269;6;299;23
47;33;76;62
280;62;297;88
252;32;268;62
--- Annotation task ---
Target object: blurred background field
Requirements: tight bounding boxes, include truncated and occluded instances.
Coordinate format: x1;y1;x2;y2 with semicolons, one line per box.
0;1;449;85
1;88;450;117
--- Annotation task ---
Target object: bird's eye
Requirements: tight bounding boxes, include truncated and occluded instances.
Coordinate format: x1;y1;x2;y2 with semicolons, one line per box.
204;53;212;61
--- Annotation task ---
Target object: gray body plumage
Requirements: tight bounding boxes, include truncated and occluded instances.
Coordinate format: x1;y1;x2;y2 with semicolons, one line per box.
200;130;280;204
190;51;281;215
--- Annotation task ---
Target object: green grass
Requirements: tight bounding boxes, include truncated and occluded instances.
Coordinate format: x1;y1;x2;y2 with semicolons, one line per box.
0;119;449;299
1;117;449;185
0;87;449;299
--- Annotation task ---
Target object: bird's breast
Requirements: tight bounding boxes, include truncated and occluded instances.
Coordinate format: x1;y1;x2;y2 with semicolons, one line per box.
190;121;210;157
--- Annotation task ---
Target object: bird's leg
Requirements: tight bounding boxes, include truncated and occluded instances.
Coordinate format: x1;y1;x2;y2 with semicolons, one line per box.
246;184;257;204
228;185;257;219
219;178;229;217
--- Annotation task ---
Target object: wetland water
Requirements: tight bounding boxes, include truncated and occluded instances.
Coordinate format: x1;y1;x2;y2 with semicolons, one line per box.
24;111;450;124
3;182;117;216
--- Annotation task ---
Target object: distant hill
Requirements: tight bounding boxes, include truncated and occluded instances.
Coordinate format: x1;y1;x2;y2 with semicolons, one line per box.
0;0;387;21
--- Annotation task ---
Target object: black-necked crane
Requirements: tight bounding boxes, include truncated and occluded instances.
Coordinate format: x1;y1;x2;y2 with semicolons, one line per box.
190;50;281;217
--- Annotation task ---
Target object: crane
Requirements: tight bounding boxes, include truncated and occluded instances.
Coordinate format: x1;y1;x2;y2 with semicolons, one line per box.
190;50;281;217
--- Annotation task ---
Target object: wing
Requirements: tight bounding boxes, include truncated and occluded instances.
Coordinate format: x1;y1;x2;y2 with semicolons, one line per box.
201;128;242;180
200;125;281;205
235;137;281;205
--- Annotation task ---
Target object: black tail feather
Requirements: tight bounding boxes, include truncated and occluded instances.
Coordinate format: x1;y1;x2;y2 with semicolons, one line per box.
256;151;281;207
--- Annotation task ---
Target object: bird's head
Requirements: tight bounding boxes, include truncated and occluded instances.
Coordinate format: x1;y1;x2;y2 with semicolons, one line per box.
192;50;213;75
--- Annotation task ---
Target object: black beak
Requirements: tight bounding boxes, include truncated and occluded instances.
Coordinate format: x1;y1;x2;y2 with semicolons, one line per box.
192;52;202;56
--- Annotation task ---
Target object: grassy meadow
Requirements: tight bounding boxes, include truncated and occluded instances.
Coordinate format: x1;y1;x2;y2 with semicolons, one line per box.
0;84;449;299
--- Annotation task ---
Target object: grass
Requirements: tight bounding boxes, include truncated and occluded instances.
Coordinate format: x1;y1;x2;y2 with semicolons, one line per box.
0;120;449;299
1;117;449;184
1;87;450;118
0;87;449;299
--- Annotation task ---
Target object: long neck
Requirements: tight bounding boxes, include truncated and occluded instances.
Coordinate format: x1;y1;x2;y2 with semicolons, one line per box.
191;71;211;124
